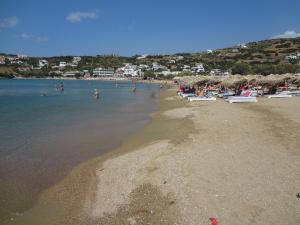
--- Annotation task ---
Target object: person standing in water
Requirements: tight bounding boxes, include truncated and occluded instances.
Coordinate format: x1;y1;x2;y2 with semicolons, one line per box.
60;82;64;92
94;89;100;99
132;86;136;93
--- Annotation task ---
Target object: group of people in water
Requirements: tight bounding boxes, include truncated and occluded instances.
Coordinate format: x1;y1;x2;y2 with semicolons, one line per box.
55;82;64;92
43;81;143;100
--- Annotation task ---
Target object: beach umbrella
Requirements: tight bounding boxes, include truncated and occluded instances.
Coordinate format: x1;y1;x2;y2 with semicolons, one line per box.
221;75;248;88
244;75;264;85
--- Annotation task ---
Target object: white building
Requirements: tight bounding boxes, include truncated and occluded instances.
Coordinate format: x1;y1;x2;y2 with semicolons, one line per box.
17;54;28;59
175;56;184;61
39;59;48;68
72;57;81;65
139;64;150;70
83;70;90;77
182;65;191;72
62;71;81;77
191;63;205;73
285;54;298;60
152;62;167;71
93;68;115;77
123;64;143;77
237;43;248;48
59;62;67;68
210;69;229;76
207;49;213;53
137;54;148;60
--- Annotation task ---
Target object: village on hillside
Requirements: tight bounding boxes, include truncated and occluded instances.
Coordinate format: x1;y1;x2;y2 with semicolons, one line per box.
1;38;300;79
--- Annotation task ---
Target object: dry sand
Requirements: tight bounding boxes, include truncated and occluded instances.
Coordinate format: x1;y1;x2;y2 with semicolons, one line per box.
84;90;300;225
6;89;300;225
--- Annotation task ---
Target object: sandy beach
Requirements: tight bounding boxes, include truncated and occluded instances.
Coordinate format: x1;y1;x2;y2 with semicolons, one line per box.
7;87;300;225
81;88;300;225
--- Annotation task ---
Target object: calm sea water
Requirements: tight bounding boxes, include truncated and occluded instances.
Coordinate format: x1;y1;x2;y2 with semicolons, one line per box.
0;79;159;222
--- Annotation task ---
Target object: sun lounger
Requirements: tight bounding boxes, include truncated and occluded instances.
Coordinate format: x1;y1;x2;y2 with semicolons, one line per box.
217;92;235;98
289;90;300;96
180;93;196;98
267;91;292;98
226;96;257;103
188;96;217;101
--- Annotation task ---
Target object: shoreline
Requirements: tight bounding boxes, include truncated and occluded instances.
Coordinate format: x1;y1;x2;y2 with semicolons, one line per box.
4;86;300;225
0;80;162;225
2;87;181;225
11;76;174;84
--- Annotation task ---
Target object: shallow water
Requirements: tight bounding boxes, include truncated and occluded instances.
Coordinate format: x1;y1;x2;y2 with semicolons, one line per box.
0;79;159;223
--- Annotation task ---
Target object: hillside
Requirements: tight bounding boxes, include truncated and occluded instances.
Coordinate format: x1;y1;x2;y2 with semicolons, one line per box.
1;38;300;78
0;66;16;78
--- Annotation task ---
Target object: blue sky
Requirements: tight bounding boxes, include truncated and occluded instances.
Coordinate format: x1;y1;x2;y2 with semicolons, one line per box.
0;0;299;57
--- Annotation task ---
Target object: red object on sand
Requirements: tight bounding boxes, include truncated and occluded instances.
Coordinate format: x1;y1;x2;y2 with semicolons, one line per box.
209;217;218;225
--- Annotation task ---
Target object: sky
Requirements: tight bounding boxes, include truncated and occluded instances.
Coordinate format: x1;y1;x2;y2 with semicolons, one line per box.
0;0;300;57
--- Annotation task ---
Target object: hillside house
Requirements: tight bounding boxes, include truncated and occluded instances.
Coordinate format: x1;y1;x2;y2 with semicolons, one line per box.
59;61;67;68
93;68;115;77
191;63;205;73
210;69;229;76
63;71;82;77
123;64;143;77
39;59;48;68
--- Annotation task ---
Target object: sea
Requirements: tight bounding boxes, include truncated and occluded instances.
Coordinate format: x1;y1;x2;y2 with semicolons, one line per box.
0;79;160;223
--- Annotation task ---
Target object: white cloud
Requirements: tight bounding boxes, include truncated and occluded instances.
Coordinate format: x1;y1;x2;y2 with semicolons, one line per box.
20;33;34;39
0;16;18;28
19;33;48;42
66;11;98;23
36;36;48;42
271;30;300;39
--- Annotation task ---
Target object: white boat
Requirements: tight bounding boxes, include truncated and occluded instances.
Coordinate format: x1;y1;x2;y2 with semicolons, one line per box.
188;96;217;101
226;96;257;103
267;91;292;98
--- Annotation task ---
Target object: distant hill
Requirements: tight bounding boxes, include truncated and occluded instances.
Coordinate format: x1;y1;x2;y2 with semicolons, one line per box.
184;37;300;75
1;38;300;77
213;38;300;64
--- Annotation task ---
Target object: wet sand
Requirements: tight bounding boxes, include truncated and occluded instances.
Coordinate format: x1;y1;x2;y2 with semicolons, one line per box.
5;88;300;225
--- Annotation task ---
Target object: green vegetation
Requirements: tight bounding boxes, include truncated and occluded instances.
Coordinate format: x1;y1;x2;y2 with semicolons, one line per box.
143;71;156;79
18;69;50;78
232;63;252;75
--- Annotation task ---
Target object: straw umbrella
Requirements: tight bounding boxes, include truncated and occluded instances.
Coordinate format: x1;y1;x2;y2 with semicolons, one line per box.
221;75;248;88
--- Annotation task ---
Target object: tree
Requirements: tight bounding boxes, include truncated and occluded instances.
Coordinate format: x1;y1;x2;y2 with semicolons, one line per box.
143;71;156;80
231;63;251;75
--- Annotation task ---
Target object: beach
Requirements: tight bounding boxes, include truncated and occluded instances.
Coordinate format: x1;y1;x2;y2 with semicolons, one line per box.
4;86;300;225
